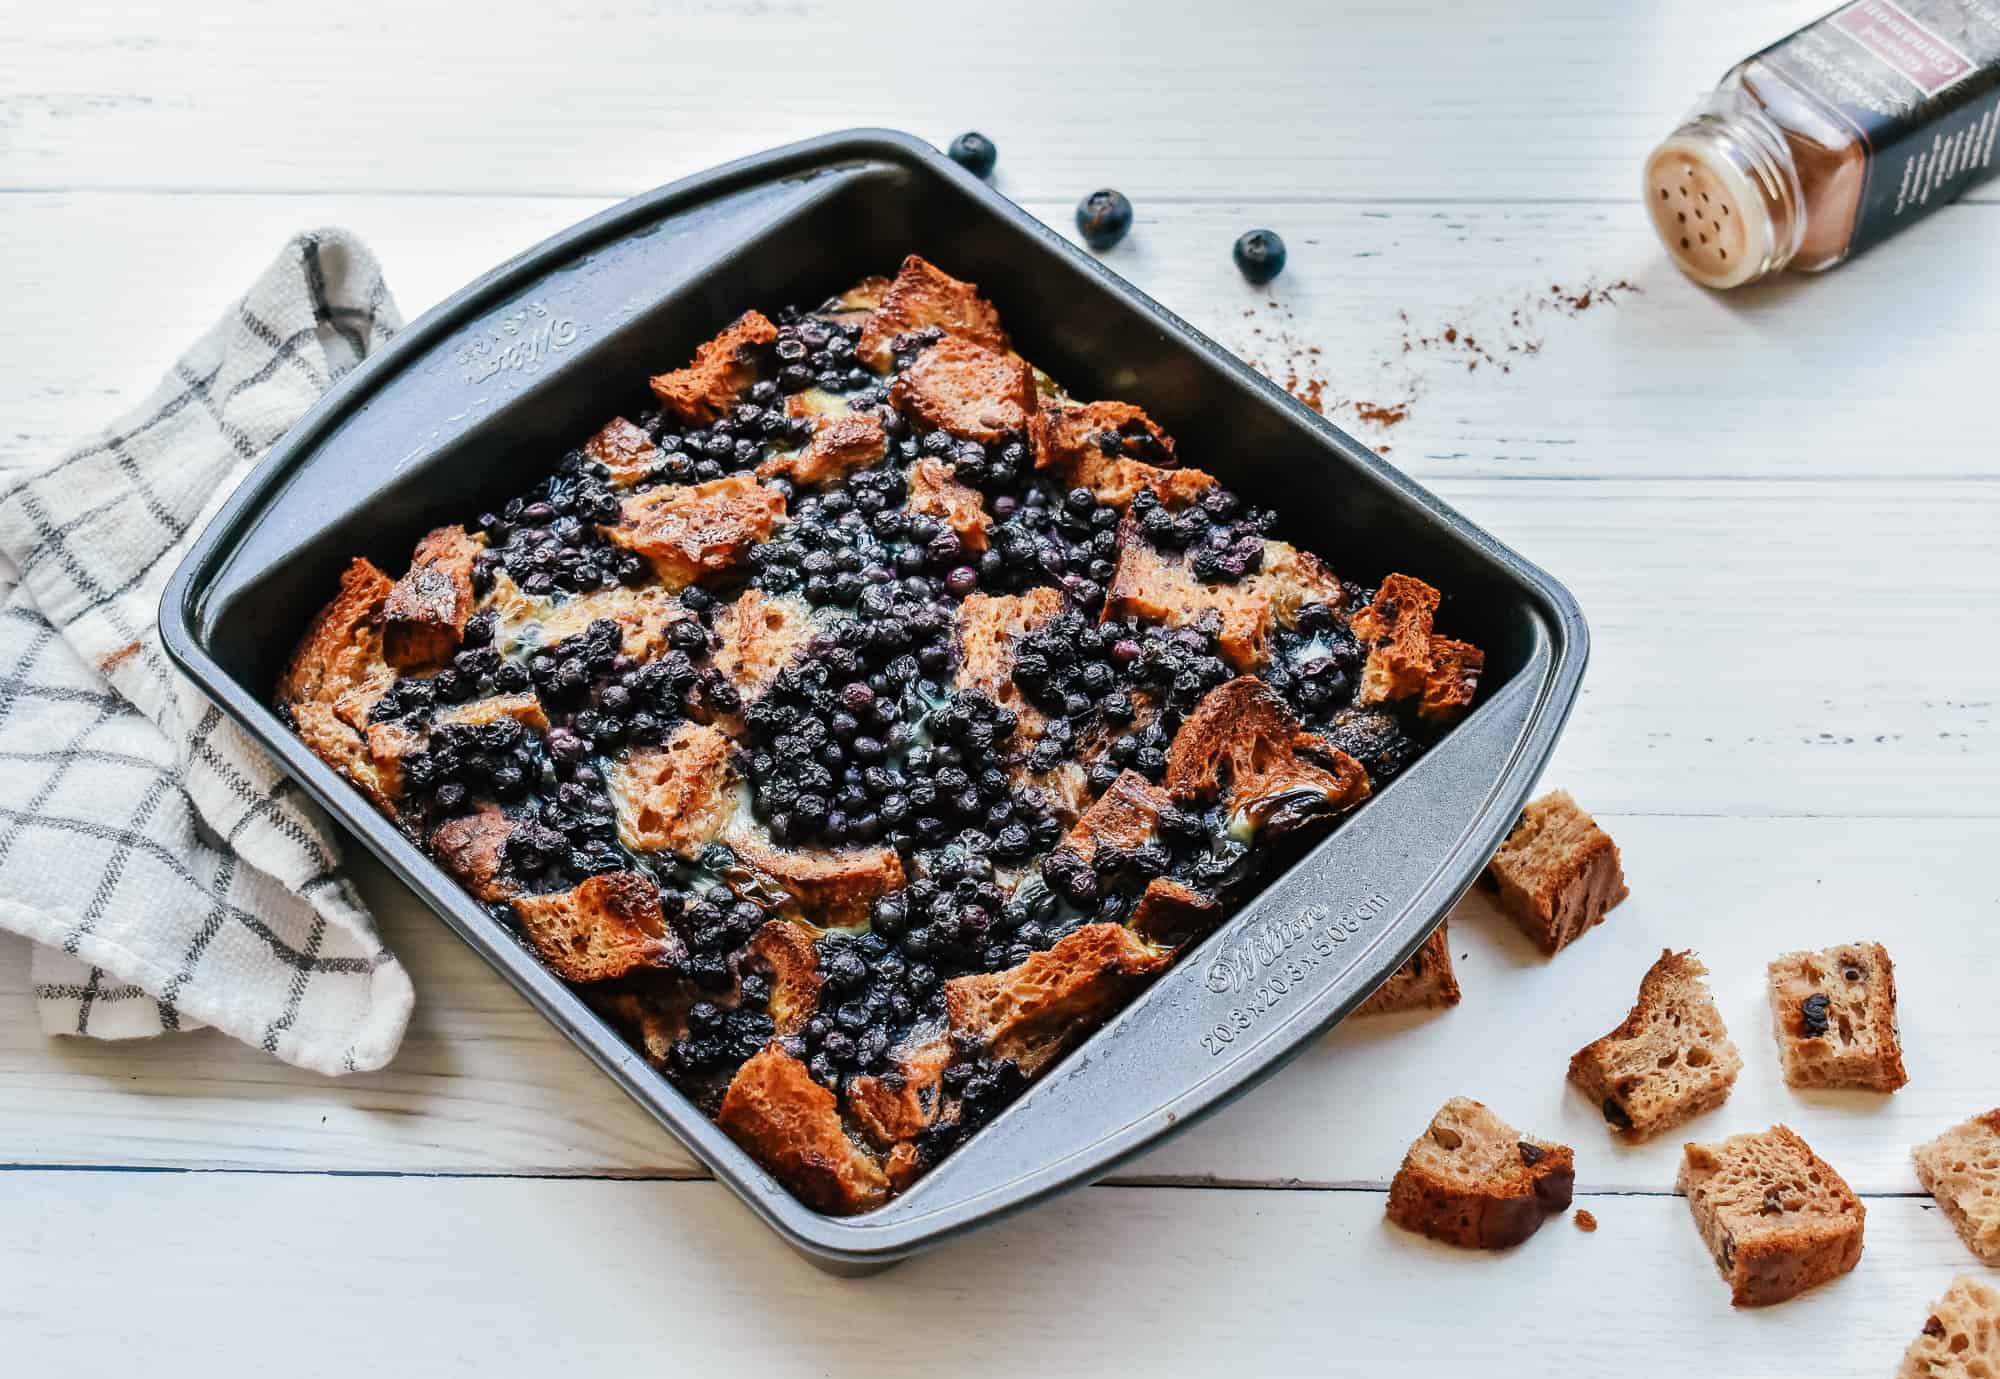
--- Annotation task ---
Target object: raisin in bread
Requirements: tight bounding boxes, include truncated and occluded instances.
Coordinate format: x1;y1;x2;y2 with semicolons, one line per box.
1913;1110;2000;1265
1678;1124;1865;1307
1766;941;1909;1092
1385;1097;1574;1248
1900;1275;2000;1378
1484;789;1627;955
1569;949;1741;1141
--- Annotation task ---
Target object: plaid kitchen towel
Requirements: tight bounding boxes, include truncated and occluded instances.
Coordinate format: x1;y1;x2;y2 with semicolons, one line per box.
0;230;414;1075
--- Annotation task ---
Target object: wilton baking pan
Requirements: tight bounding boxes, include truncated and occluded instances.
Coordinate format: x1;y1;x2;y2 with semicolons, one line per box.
160;129;1588;1272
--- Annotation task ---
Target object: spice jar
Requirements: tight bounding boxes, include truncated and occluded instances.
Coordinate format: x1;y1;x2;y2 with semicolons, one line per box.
1646;0;2000;288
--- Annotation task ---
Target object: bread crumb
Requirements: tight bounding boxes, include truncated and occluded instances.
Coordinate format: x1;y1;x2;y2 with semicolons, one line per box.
1574;1209;1598;1233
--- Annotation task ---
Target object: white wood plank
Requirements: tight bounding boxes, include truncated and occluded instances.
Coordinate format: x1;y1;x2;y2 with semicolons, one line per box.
11;0;1987;211
6;816;1994;1192
0;1171;1978;1378
5;192;1999;480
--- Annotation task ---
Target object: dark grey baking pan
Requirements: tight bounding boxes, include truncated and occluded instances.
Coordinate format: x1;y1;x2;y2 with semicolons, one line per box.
160;129;1587;1272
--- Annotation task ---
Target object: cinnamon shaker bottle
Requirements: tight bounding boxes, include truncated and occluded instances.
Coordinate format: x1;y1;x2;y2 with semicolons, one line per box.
1646;0;2000;287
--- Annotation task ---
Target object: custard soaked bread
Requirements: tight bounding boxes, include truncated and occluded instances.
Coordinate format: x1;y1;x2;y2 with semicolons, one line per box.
278;256;1490;1213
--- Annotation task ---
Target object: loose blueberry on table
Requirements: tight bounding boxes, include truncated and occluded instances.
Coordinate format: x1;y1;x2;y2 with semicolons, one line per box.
1232;229;1287;285
277;254;1487;1215
947;131;998;179
1075;189;1134;250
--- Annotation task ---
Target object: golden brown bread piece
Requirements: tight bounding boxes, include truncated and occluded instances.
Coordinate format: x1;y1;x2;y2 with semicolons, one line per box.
1678;1125;1865;1307
1127;877;1222;948
607;721;741;856
857;254;1009;370
381;524;482;670
1569;949;1742;1141
907;456;993;552
510;870;681;983
1912;1109;2000;1265
944;922;1168;1078
1898;1275;2000;1377
717;1044;890;1215
1164;676;1369;828
648;310;778;422
1058;769;1171;864
756;413;887;489
890;335;1037;442
1102;525;1343;671
726;824;905;930
428;803;519;903
479;571;686;664
707;588;814;709
1350;573;1440;705
1766;941;1908;1092
846;1031;954;1157
1420;636;1486;724
278;557;396;725
290;704;398;817
1486;789;1628;955
746;919;822;1037
1028;399;1214;510
1385;1097;1574;1249
362;718;426;803
582;416;660;487
433;692;549;732
1355;922;1462;1016
604;473;786;588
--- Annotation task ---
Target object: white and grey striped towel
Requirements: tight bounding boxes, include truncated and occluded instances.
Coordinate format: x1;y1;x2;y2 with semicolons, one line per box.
0;229;414;1075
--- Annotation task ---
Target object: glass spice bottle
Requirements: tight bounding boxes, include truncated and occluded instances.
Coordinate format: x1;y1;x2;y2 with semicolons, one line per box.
1646;0;2000;288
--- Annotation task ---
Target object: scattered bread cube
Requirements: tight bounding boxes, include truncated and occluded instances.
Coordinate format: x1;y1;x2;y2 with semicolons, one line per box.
1898;1275;2000;1378
1485;789;1628;955
1677;1125;1865;1307
1355;921;1461;1016
509;870;681;983
1569;949;1742;1140
648;309;778;422
1913;1109;2000;1265
1767;941;1909;1091
717;1044;889;1215
1385;1096;1574;1249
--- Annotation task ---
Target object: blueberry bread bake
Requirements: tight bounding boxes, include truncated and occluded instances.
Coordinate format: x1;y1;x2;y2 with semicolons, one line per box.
278;256;1487;1213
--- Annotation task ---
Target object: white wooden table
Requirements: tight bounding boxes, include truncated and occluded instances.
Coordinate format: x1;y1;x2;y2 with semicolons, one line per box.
4;2;1996;1373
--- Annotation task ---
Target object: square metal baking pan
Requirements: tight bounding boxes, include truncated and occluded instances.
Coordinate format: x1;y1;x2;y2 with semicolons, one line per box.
160;129;1587;1272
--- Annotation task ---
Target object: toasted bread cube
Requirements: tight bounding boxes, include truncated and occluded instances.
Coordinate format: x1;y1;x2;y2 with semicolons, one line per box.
1420;636;1485;725
1386;1097;1574;1249
718;1045;890;1215
480;570;687;663
757;412;887;489
954;586;1064;710
1350;573;1441;705
648;310;777;422
1356;922;1462;1016
291;703;398;817
429;803;519;903
889;336;1036;442
362;718;426;802
944;922;1167;1078
510;870;679;983
1103;531;1274;669
907;456;992;552
857;255;1009;370
1899;1275;2000;1377
1767;942;1908;1092
1570;949;1742;1141
1678;1125;1865;1307
588;986;696;1067
707;588;814;707
1029;399;1215;510
582;416;661;487
603;473;785;588
1127;876;1222;948
1913;1110;2000;1265
745;919;822;1037
382;524;482;670
607;721;741;856
1486;789;1628;955
1058;769;1171;863
847;1032;954;1154
433;692;549;733
726;825;905;930
278;557;397;724
1164;677;1369;830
